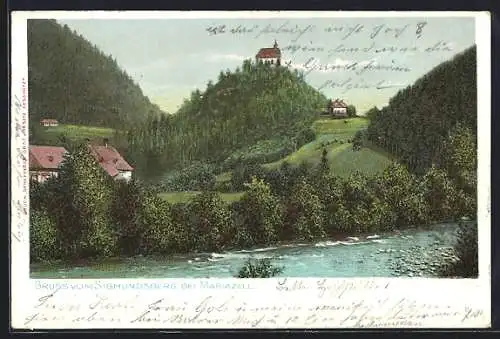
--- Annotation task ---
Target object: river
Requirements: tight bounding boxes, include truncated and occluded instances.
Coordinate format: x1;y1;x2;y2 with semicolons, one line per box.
30;223;460;279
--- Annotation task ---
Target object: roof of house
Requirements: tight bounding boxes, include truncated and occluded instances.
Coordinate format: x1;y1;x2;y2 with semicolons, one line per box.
88;145;134;177
256;47;281;59
329;99;348;108
29;145;67;170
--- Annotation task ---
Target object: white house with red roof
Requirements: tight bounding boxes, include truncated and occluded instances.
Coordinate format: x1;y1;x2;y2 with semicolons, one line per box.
328;99;348;117
40;119;59;127
256;40;281;66
88;139;134;182
29;145;68;183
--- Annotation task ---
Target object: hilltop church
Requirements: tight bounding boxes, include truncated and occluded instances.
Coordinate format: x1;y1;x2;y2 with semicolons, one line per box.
256;40;281;66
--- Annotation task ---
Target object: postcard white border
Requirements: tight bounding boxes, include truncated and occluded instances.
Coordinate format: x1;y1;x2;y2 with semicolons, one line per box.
10;11;491;329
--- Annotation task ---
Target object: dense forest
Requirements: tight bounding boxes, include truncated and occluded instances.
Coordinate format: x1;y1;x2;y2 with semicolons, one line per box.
126;60;327;178
28;19;164;128
365;46;477;177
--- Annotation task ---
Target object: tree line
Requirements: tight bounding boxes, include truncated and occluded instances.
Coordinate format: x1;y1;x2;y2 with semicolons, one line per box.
365;45;476;176
31;143;475;279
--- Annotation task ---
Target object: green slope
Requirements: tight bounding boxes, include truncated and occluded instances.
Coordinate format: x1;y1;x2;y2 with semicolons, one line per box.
312;117;369;138
28;19;163;129
29;123;125;149
328;145;394;178
216;117;391;182
44;124;116;140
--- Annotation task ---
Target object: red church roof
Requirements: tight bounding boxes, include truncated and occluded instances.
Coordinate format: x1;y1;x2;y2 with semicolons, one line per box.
256;47;281;59
29;145;68;170
88;144;134;178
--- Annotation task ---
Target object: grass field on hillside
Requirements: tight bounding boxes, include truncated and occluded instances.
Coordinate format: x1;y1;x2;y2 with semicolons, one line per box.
264;117;392;176
213;116;390;183
329;146;394;178
312;117;369;137
263;140;350;170
43;124;117;141
158;191;245;204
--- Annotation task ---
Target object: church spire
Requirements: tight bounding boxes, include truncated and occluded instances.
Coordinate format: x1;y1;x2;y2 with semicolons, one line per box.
273;40;278;49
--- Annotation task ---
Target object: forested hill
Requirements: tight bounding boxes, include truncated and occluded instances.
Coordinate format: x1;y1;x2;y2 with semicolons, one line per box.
28;19;164;128
127;60;328;175
366;46;477;176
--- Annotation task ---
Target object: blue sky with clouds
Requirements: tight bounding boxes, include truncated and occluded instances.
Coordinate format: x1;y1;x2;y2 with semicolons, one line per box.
58;16;475;113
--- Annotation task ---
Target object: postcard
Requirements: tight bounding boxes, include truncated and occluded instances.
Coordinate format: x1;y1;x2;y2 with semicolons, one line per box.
10;11;491;329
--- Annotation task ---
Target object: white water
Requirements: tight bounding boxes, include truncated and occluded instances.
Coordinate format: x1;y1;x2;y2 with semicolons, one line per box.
31;223;458;279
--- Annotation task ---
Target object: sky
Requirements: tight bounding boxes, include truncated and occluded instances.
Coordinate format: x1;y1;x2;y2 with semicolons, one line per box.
58;16;475;114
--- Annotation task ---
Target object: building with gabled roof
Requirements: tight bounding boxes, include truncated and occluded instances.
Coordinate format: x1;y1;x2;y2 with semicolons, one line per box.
256;40;281;66
29;145;68;183
328;98;348;117
88;139;134;182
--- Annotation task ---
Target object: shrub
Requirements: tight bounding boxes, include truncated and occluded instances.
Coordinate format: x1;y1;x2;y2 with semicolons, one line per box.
373;163;430;227
235;258;284;278
284;178;326;241
294;127;316;146
160;162;217;191
352;129;366;151
440;221;478;278
30;208;61;262
221;138;296;170
139;195;182;255
421;166;459;222
237;177;283;246
111;179;144;255
437;124;477;195
231;163;266;191
347;105;357;117
268;161;309;198
169;203;193;253
186;191;233;252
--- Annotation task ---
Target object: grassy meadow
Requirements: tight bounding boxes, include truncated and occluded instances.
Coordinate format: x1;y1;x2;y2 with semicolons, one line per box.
42;124;117;142
215;117;390;183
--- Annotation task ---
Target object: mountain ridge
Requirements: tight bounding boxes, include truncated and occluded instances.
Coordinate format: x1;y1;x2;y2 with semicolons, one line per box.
28;19;164;129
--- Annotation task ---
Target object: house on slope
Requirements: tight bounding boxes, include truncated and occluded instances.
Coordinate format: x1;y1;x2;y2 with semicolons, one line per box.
40;119;59;127
256;40;281;66
88;139;134;182
327;99;348;117
29;145;68;183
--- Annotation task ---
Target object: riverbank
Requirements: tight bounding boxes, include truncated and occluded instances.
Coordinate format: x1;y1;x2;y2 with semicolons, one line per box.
31;222;460;279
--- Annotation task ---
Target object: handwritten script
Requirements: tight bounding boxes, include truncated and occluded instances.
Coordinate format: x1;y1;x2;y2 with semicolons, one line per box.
205;19;458;94
17;279;488;329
